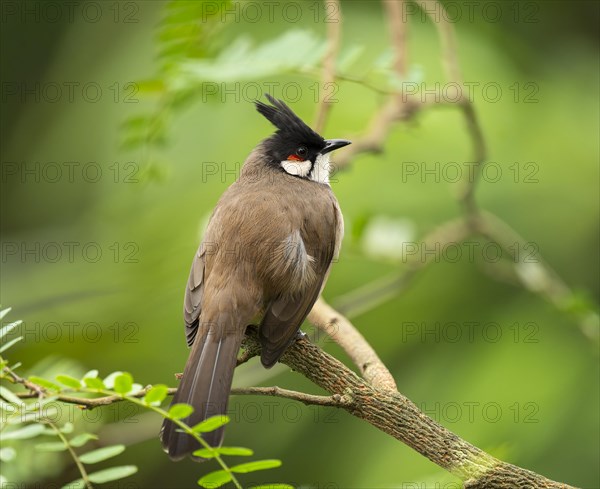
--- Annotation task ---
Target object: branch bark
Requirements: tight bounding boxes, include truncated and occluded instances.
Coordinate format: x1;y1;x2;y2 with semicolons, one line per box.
308;297;397;390
238;329;576;489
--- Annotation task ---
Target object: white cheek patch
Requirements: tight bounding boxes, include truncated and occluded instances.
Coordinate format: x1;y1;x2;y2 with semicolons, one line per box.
281;159;312;178
310;153;331;185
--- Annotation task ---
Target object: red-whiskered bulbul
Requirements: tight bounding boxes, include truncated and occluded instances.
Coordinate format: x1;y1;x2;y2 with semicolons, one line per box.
160;94;350;460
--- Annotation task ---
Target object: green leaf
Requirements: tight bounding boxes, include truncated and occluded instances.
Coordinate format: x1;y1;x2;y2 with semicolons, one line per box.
82;369;99;379
197;470;232;488
337;45;365;72
29;376;61;391
88;465;138;483
136;79;165;94
121;115;153;130
79;444;126;464
0;385;24;406
191;414;229;433
177;30;327;84
69;433;98;447
0;335;23;353
251;485;294;489
35;442;68;452
192;448;217;459
373;47;394;70
143;384;169;405
56;375;82;389
0;446;16;462
0;319;21;340
61;479;86;489
0;307;11;321
61;422;75;433
20;405;59;423
42;422;73;435
0;399;15;414
137;161;169;183
113;372;133;394
83;377;106;390
103;371;123;389
120;115;167;150
168;403;193;419
2;423;45;440
217;446;253;456
193;446;253;459
230;459;282;474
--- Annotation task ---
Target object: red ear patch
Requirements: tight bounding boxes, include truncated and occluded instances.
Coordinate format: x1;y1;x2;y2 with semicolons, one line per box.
287;154;303;161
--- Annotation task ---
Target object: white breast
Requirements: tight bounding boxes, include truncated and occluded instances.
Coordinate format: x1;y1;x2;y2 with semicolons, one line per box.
310;153;331;185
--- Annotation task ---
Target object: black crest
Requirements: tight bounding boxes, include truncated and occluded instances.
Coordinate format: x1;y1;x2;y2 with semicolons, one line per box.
255;94;324;147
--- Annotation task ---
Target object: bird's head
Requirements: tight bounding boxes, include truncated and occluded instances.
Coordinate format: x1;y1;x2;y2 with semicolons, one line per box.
255;94;351;185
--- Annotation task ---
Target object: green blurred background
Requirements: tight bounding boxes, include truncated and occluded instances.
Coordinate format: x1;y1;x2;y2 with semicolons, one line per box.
1;0;599;487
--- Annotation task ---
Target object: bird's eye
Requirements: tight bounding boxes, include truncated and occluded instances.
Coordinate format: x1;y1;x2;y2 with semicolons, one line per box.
296;146;308;158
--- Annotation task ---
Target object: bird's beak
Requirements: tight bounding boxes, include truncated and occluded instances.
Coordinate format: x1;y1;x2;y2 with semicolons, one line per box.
320;139;352;155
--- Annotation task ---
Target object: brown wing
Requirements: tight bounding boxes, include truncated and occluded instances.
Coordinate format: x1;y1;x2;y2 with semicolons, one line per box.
259;200;340;368
183;245;205;347
259;276;327;368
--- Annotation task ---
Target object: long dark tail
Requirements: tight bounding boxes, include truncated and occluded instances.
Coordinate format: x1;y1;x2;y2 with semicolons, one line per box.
160;318;244;461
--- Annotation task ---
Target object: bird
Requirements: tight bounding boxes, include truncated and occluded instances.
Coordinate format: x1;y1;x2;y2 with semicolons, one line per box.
160;94;351;461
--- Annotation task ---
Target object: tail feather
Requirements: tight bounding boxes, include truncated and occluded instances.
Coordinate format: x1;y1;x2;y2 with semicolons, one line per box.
160;318;243;461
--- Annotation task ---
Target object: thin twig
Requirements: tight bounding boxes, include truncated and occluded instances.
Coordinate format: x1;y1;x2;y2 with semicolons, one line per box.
384;0;408;78
475;211;599;342
414;0;486;224
457;101;487;222
48;421;94;489
333;72;395;95
3;365;45;397
122;393;244;489
230;386;353;407
415;0;463;83
313;0;342;133
333;97;409;171
16;386;177;409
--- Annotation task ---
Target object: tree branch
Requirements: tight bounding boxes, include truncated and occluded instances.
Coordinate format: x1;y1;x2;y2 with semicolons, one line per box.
384;0;408;78
322;0;597;343
238;329;574;489
308;297;397;390
15;385;178;408
333;96;414;171
12;327;576;488
415;0;463;84
313;0;341;133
